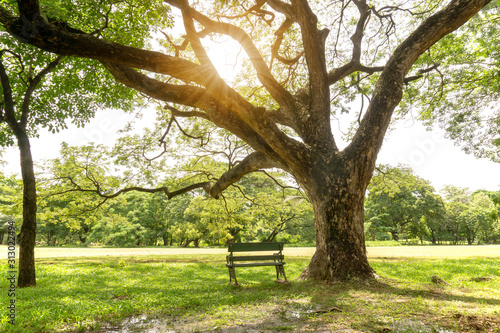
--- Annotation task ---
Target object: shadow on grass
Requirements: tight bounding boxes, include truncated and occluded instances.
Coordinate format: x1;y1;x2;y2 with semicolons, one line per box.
362;277;500;306
305;276;500;332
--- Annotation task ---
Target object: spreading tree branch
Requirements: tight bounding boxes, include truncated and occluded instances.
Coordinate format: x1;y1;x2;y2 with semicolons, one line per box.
209;151;284;198
348;0;492;180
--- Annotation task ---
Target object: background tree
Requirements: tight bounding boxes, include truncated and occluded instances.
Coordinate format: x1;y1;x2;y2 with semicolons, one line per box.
86;213;147;247
37;187;103;245
162;195;192;246
248;190;312;243
441;185;471;204
116;192;170;246
1;0;495;281
440;187;499;244
365;165;445;243
444;201;468;244
413;192;446;244
466;192;498;244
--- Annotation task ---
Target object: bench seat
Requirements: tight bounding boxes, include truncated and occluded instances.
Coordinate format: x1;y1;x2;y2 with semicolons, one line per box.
229;262;285;268
226;242;287;285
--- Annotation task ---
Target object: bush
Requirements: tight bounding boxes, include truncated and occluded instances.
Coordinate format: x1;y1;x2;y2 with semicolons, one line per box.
86;215;146;247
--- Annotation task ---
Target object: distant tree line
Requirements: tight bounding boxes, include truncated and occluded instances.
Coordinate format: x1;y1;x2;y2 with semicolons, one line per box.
0;144;315;247
365;165;500;245
1;157;498;247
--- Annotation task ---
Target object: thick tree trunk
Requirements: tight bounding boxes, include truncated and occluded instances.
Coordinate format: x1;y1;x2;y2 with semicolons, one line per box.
16;132;37;287
298;154;376;281
299;195;375;281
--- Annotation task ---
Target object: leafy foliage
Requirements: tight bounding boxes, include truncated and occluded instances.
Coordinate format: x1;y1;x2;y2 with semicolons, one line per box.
35;141;313;247
365;165;446;243
365;165;500;244
398;3;500;161
0;0;173;146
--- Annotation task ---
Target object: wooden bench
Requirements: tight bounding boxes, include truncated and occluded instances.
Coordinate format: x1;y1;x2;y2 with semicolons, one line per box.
226;242;287;285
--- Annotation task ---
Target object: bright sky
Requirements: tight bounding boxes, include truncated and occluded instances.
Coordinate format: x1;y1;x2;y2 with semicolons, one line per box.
2;107;499;193
377;122;500;192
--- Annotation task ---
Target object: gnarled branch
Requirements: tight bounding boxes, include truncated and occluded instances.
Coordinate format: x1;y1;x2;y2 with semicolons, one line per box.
210;151;284;198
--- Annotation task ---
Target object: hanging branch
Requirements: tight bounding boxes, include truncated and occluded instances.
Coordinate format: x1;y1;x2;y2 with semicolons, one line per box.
47;173;213;201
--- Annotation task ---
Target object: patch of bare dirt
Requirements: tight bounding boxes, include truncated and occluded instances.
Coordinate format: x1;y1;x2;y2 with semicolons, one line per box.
93;300;351;333
453;313;500;332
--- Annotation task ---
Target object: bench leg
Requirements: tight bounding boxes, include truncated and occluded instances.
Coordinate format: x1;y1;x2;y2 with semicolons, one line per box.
228;266;238;285
275;265;287;282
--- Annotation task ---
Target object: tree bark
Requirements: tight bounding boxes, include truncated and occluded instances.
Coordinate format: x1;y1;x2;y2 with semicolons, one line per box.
16;131;37;287
297;151;375;281
0;57;39;288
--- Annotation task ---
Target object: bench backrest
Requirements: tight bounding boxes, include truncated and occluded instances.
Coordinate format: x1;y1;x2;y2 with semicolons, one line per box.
228;242;284;253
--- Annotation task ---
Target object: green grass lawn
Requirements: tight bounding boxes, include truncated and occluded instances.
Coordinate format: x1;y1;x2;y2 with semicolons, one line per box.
1;249;499;332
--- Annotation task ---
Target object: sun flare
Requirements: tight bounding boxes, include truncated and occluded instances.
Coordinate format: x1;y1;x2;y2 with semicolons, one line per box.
203;37;245;83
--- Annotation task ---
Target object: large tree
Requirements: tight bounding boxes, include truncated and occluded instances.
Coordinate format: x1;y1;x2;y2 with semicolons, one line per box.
0;0;496;281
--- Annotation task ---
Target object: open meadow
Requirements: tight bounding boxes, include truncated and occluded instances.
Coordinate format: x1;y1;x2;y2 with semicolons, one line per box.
1;245;499;332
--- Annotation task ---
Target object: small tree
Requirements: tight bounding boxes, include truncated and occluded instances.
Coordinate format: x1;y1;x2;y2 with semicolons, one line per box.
469;192;498;244
87;214;146;247
444;201;469;244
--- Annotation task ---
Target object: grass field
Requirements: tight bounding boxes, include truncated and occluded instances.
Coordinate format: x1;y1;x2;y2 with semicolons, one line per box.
1;246;499;332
